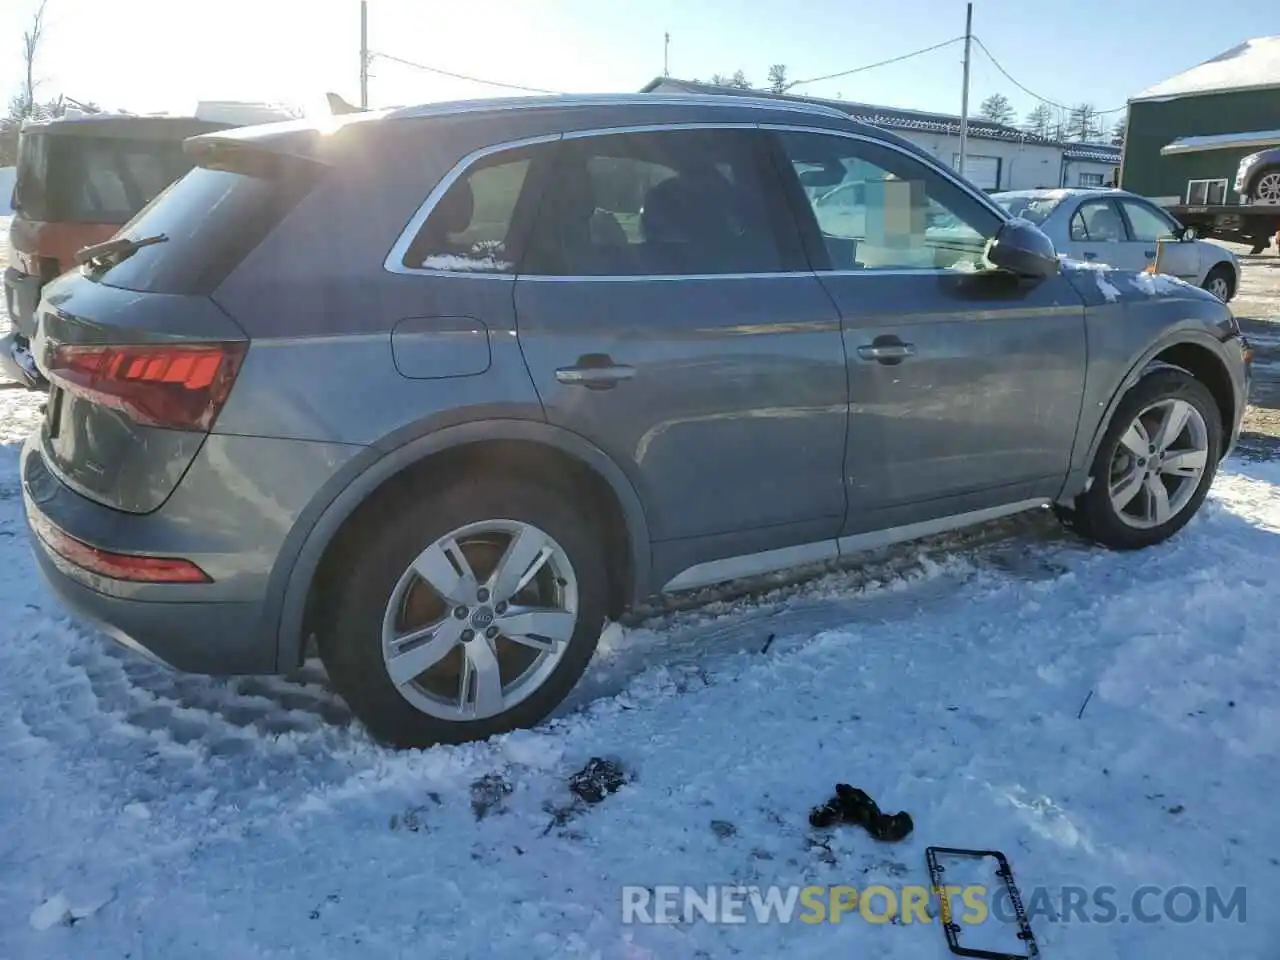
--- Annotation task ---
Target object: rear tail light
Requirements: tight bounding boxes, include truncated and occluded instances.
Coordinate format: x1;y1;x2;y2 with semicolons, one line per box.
31;513;211;583
45;341;247;432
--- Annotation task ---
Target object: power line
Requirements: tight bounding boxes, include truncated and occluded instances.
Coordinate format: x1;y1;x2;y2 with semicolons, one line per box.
371;51;563;95
787;36;965;89
972;36;1127;116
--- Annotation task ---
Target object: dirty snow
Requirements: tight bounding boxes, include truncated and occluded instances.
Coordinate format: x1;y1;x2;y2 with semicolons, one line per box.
1;215;1278;958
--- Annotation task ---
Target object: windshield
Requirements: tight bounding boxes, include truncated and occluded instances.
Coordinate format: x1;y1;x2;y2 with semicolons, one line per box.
993;193;1065;226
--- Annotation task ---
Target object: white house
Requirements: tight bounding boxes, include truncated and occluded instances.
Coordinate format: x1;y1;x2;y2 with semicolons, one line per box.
642;78;1120;191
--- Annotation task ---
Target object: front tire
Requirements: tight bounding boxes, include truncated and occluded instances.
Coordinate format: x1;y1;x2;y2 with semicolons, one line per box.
1202;264;1234;302
1059;369;1221;550
319;477;609;749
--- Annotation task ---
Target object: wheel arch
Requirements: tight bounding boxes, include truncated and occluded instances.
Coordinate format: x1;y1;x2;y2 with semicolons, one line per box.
1063;331;1239;505
266;420;653;671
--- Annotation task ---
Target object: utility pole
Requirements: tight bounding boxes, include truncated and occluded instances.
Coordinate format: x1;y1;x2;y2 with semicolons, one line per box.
957;2;972;178
360;1;369;110
663;32;670;77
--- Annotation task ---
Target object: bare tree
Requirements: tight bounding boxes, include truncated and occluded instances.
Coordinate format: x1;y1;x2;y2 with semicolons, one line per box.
18;1;49;119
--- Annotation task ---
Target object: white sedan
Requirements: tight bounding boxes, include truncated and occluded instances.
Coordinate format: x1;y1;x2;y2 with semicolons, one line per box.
992;188;1241;301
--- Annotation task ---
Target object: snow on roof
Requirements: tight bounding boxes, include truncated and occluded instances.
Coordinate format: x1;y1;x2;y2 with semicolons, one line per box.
1161;129;1280;155
193;101;297;125
1062;144;1122;163
1133;36;1280;102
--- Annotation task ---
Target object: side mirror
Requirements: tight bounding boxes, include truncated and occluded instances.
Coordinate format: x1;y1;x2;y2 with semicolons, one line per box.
986;218;1060;279
1181;226;1197;241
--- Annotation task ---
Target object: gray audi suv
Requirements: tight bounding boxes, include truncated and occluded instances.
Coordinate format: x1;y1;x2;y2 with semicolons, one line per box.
20;93;1251;748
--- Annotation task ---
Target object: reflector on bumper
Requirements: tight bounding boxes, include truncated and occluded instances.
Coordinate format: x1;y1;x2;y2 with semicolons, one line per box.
30;512;211;583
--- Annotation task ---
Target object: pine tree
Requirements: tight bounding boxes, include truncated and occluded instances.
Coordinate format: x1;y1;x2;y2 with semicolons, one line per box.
1065;103;1102;143
979;93;1015;126
1024;103;1054;138
767;64;789;94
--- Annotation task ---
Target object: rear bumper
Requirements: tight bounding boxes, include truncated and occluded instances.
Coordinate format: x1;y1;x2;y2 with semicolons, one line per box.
21;428;363;675
3;266;43;340
28;541;271;673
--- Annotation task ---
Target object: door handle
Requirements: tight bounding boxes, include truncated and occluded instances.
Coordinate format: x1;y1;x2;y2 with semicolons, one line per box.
1083;251;1098;260
1144;249;1157;259
857;342;916;364
555;354;636;389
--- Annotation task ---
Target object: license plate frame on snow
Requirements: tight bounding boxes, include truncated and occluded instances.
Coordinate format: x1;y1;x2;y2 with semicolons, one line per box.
926;846;1039;960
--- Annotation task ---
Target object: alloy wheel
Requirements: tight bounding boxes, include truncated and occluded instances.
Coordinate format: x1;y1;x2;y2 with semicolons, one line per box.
1255;171;1280;203
1206;275;1231;301
1108;398;1209;530
380;519;579;721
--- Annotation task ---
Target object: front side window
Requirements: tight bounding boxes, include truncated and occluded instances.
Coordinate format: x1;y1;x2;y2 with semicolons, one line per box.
777;130;998;271
523;128;790;277
1120;199;1179;242
405;148;540;273
1069;199;1126;242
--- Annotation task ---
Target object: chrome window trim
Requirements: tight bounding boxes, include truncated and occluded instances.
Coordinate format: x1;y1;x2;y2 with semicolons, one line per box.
383;119;1002;281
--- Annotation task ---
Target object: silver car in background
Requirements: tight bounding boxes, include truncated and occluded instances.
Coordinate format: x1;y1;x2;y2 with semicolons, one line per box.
993;188;1241;301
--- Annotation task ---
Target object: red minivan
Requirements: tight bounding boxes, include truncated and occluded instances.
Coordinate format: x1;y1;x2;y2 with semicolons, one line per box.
3;113;233;388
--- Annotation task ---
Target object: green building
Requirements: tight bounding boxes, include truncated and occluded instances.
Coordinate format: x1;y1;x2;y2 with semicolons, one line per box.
1121;36;1280;207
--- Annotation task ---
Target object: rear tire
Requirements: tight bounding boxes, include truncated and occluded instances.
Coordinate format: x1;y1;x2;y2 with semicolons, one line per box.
1058;370;1221;551
1202;264;1234;302
318;477;609;749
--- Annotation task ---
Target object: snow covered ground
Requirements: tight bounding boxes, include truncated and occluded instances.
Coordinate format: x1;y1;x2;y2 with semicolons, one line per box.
0;214;1276;958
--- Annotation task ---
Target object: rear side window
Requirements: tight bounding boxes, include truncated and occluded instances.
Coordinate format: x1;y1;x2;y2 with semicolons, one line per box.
88;154;320;295
402;145;543;273
13;132;50;220
523;129;792;277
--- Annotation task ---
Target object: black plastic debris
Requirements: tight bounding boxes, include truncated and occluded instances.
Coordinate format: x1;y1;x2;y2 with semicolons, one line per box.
809;784;914;842
569;757;628;805
926;846;1039;959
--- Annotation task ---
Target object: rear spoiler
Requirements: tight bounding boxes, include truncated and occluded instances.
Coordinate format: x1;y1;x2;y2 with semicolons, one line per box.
326;92;365;115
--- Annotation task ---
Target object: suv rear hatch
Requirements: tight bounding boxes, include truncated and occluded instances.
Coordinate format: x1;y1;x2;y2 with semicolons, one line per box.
8;116;228;279
34;135;324;514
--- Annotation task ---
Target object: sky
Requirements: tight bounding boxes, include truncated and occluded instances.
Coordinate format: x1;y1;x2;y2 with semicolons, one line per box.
1;0;1279;129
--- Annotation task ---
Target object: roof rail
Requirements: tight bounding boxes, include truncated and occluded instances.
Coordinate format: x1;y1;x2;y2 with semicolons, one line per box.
384;92;851;123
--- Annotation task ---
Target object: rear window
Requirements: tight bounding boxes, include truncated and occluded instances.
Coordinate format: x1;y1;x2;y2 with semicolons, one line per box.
15;133;196;224
87;154;320;295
